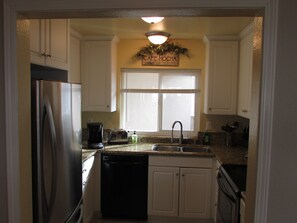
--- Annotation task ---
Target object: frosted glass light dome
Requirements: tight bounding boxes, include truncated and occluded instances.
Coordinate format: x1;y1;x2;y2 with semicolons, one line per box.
141;17;164;24
146;31;170;44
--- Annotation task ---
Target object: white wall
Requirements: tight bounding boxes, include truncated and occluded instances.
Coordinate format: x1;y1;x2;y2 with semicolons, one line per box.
267;0;297;222
0;1;9;222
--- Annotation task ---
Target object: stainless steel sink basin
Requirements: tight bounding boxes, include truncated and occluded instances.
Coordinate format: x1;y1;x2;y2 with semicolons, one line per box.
152;144;182;152
152;144;211;153
181;146;211;153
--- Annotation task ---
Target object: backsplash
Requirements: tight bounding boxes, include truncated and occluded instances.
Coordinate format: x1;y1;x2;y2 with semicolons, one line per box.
82;128;248;148
197;132;248;147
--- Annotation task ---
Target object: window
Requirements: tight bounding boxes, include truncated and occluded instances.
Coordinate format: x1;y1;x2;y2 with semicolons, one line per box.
120;69;200;137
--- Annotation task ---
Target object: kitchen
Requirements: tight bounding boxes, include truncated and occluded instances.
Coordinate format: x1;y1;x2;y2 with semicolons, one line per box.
3;0;294;222
31;18;253;223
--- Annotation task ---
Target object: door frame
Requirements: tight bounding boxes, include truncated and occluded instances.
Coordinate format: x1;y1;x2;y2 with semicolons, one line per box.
2;0;277;222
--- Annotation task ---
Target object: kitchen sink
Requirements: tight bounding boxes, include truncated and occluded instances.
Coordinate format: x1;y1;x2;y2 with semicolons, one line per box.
152;144;181;152
152;144;211;153
182;146;211;153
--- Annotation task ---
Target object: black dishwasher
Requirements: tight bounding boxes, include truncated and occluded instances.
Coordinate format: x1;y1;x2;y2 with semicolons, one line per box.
101;154;148;219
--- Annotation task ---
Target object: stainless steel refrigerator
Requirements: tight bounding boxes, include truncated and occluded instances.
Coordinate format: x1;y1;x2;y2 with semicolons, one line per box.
31;80;82;223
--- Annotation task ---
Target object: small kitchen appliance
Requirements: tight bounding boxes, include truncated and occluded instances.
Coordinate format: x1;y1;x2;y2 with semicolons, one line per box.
108;129;129;145
87;122;104;149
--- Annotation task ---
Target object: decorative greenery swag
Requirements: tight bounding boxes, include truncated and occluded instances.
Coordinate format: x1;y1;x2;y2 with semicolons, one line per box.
133;42;189;60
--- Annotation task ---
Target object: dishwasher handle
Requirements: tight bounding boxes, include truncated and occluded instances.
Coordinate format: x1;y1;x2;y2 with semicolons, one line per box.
102;154;148;163
103;160;147;166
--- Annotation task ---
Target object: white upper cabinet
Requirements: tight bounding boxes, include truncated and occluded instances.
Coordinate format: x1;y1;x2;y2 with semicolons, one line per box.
81;36;118;112
30;19;70;70
203;35;239;115
238;24;254;119
69;29;82;83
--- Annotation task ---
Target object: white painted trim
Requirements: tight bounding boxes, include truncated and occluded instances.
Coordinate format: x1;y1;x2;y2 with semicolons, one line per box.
203;35;239;43
239;22;255;39
81;35;119;42
70;28;83;39
254;0;278;222
3;2;21;223
3;1;278;222
10;0;270;12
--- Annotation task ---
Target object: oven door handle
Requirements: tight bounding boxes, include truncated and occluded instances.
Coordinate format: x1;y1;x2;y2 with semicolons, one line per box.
217;175;236;203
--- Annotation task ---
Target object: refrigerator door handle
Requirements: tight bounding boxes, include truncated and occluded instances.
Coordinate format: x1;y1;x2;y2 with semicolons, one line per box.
41;96;58;221
64;198;83;223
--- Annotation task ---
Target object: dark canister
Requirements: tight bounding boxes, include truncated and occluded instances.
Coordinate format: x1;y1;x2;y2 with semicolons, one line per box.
87;122;104;149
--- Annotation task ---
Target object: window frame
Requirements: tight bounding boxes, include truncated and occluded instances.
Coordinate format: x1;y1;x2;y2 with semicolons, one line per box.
120;68;201;138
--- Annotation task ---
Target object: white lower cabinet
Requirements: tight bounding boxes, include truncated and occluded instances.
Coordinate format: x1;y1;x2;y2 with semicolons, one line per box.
148;166;179;216
83;164;94;223
179;168;212;218
83;153;101;223
148;156;213;219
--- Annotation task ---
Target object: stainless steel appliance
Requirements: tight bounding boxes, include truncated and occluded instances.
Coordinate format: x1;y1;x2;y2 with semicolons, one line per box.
31;80;83;223
216;164;247;223
87;122;104;149
108;129;128;145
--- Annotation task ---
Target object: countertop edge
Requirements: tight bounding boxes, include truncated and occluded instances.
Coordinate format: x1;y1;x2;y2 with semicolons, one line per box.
82;143;248;166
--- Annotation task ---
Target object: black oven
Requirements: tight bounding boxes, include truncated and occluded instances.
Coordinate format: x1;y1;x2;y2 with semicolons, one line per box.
216;164;247;223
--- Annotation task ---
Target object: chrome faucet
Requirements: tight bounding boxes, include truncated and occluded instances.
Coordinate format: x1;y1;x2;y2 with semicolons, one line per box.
171;121;183;144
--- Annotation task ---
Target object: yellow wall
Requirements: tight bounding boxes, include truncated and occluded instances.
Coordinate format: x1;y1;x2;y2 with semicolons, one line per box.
82;39;208;130
82;38;248;132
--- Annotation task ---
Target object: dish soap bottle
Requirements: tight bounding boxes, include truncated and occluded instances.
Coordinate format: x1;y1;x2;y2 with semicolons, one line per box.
202;121;211;145
132;131;138;144
203;131;210;145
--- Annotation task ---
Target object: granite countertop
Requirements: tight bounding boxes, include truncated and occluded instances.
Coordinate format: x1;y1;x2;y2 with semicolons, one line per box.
82;149;97;163
210;145;248;165
82;142;248;165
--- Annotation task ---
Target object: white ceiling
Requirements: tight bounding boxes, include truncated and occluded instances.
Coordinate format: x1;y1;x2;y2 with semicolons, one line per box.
70;17;254;40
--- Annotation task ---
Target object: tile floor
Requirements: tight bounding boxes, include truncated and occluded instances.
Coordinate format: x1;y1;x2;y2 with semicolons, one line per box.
91;217;213;223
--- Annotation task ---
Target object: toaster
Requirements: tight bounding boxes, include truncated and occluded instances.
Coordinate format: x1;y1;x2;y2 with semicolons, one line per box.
108;129;129;145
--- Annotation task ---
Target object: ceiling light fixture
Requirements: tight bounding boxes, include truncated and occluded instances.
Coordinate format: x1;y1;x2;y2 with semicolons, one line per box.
141;17;164;24
146;31;170;45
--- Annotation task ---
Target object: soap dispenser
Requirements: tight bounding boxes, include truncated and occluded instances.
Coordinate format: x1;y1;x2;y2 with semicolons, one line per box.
202;121;211;145
131;131;138;144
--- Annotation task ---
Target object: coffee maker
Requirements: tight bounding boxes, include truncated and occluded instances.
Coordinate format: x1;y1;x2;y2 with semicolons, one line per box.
87;122;104;149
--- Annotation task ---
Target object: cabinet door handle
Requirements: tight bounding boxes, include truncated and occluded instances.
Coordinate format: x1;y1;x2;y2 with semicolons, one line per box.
182;174;185;177
209;108;212;111
175;173;179;176
242;109;248;112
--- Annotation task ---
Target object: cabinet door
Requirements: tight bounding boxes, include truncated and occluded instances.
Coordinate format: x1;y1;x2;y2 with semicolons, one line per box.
204;39;238;115
179;168;212;218
30;19;69;70
46;19;69;70
148;166;179;216
83;164;94;223
81;39;116;112
238;29;254;118
30;19;46;65
69;31;81;83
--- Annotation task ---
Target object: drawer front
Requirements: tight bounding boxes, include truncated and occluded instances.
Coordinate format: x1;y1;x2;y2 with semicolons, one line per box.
149;155;213;168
